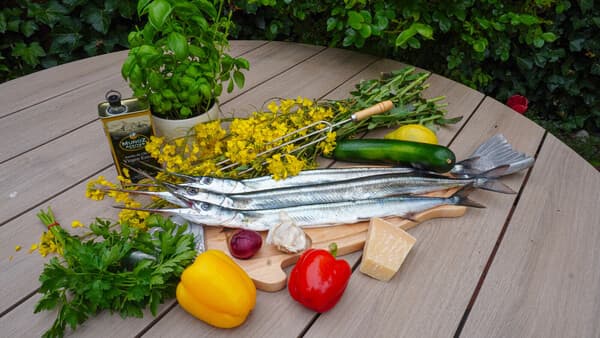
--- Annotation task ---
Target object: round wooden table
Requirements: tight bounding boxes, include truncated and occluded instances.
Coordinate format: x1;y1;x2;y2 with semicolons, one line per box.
1;40;599;337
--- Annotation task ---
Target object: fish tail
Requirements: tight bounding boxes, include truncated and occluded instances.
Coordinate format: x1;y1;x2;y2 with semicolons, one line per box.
450;184;486;208
467;165;515;194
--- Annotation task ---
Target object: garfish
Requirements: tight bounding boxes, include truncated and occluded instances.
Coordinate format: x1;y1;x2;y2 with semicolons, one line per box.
115;184;484;231
135;162;416;194
112;166;512;211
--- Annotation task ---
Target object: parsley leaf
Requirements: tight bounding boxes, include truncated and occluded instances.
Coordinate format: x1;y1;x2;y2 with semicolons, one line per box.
35;215;197;338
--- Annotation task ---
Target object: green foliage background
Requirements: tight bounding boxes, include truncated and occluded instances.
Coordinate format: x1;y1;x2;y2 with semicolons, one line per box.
1;0;598;163
1;0;136;77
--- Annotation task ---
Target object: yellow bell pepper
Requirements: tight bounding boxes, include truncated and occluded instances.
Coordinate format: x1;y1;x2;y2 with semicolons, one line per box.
176;249;256;328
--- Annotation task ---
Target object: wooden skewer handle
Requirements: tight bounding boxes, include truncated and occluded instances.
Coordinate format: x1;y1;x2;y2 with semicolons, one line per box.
351;100;394;121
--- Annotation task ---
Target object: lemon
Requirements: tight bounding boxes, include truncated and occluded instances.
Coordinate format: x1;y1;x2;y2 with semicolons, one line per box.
384;124;438;144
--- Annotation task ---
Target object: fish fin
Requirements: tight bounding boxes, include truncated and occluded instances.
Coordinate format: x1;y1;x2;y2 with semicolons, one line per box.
476;179;516;194
451;184;486;209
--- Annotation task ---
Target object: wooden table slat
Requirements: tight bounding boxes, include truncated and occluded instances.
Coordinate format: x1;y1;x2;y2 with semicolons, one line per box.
0;51;129;117
0;122;113;225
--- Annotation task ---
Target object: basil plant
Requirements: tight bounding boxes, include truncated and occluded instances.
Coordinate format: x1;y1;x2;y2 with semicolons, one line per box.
122;0;249;119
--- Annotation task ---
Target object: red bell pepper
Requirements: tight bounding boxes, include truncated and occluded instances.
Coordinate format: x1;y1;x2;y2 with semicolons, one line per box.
287;247;351;313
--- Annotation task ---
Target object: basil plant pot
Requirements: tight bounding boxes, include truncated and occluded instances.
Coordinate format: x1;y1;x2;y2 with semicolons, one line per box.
152;104;220;140
121;0;249;140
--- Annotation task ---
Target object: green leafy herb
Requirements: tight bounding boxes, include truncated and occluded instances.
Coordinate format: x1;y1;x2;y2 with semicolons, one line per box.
36;207;58;229
122;0;249;119
34;214;197;338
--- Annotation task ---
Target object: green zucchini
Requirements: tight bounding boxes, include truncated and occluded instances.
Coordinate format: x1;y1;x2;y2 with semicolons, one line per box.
332;138;456;173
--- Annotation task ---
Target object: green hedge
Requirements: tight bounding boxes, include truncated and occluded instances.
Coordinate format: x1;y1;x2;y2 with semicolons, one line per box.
232;0;600;137
2;0;599;138
0;0;136;81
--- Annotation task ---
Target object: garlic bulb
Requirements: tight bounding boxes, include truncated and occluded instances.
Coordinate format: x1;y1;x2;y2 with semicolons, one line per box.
266;212;311;253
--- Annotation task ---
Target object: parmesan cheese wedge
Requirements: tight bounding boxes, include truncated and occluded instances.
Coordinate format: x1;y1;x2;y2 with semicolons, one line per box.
359;217;416;281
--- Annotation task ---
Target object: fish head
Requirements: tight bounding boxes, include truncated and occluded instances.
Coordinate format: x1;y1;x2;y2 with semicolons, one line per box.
163;182;228;206
179;176;240;194
190;202;238;226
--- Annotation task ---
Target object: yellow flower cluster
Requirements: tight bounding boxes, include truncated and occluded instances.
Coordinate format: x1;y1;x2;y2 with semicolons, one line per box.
85;175;149;230
266;154;306;180
144;96;337;179
29;220;85;257
146;121;226;176
34;230;63;257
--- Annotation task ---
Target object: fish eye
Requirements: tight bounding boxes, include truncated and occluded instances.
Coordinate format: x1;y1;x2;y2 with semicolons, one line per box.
185;186;199;194
202;177;213;185
200;203;210;211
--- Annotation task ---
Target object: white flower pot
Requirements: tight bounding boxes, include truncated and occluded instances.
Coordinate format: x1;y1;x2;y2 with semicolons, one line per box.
152;104;219;140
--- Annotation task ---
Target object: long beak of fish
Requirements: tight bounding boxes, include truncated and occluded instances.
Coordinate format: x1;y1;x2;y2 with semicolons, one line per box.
112;205;205;220
155;182;194;208
101;187;185;203
112;205;184;214
121;162;159;183
101;186;191;208
124;183;161;189
100;187;162;197
159;182;196;208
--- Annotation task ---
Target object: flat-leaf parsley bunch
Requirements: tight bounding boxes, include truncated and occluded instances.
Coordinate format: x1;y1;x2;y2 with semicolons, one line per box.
34;214;197;338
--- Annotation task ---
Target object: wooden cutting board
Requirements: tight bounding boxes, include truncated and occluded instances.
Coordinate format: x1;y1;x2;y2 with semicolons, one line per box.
205;200;466;292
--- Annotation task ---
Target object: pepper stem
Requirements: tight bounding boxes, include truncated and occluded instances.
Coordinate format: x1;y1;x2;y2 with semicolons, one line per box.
328;242;338;257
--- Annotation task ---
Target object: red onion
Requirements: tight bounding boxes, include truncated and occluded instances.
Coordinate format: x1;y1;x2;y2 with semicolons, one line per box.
228;229;263;259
